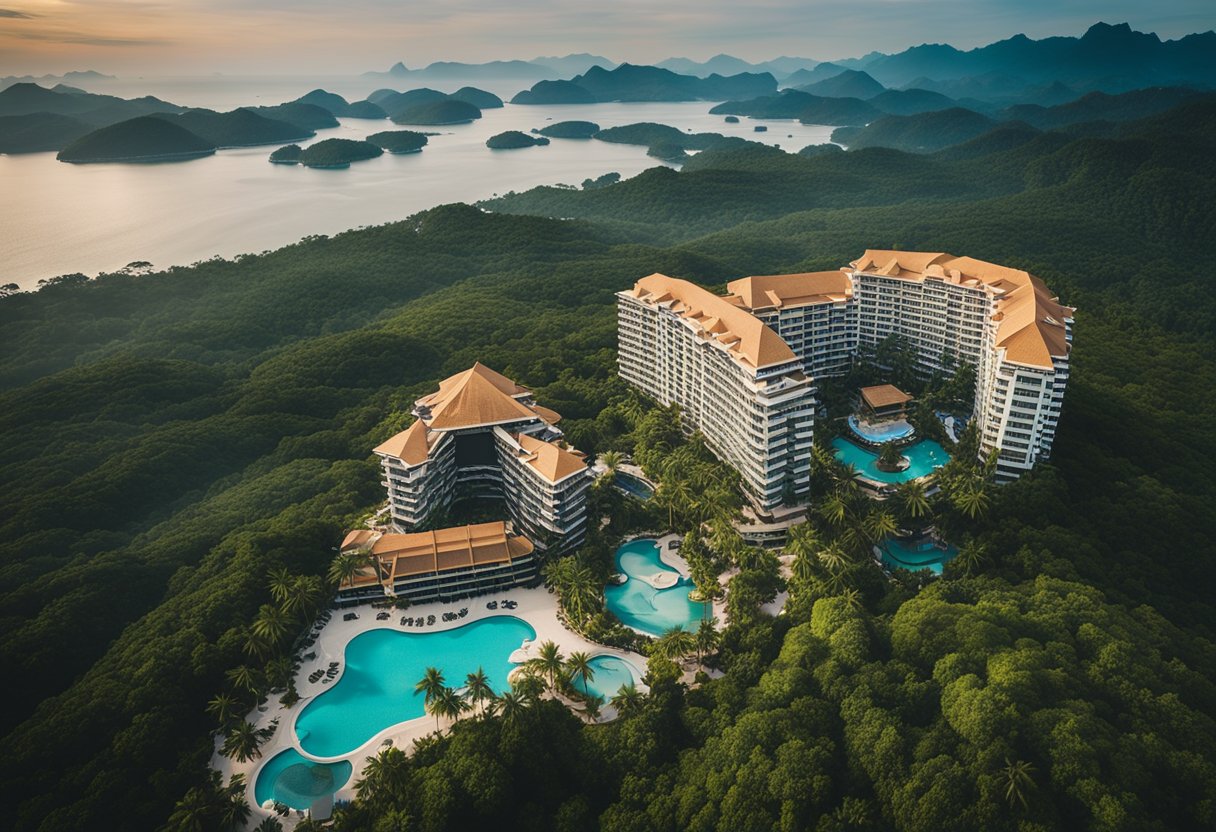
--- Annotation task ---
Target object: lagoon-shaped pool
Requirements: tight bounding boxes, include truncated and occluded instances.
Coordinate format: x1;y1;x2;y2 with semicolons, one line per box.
254;748;352;811
571;654;641;702
605;539;708;637
878;536;958;575
615;471;655;501
295;616;535;757
831;437;950;483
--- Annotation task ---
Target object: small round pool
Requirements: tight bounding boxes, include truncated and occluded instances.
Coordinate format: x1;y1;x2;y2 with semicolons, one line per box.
254;748;352;811
831;437;950;483
848;415;915;444
878;537;958;575
295;616;535;757
614;471;654;501
605;539;708;636
570;654;641;701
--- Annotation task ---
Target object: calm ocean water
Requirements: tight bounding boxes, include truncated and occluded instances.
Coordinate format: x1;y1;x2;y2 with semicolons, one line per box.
1;78;835;288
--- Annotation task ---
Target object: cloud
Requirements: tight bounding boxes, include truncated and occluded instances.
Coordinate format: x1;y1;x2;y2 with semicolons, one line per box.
0;8;36;17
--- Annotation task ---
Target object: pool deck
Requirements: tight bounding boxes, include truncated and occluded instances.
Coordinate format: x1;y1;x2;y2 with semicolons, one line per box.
216;584;649;820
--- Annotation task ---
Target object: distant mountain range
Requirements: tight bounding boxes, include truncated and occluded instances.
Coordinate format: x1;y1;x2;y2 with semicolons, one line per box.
510;63;776;105
0;70;114;91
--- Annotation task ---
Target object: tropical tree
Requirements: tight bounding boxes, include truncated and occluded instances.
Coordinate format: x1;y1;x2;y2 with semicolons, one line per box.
897;479;931;521
695;618;719;666
253;817;284;832
954;483;990;519
955;539;988;576
356;747;409;804
818;544;850;575
415;667;446;706
654;626;696;664
496;689;530;725
221;721;265;762
218;774;251;830
530;641;566;689
281;574;321;618
566;651;595;696
1001;758;1036;811
601;450;622;471
819;492;850;528
226;665;262;695
251;603;291;647
266;567;294;606
864;510;898;544
243;630;271;661
464;667;494;716
206;692;240;726
609;683;645;716
165;773;220;832
434;686;467;727
327;552;365;588
841;588;864;612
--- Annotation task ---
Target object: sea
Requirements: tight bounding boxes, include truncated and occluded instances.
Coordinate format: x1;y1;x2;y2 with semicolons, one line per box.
1;75;837;289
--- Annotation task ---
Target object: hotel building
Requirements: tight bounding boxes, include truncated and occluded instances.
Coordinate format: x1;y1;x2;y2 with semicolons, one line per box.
373;363;593;552
336;522;538;604
617;273;817;510
618;251;1073;496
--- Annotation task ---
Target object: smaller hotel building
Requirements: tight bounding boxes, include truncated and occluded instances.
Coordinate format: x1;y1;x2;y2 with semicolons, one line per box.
336;522;537;604
373;363;593;552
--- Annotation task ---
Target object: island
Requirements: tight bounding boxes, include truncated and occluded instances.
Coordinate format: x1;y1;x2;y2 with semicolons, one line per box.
592;122;723;150
56;115;216;163
535;120;600;138
724;115;740;123
267;137;383;168
0;112;93;153
268;143;302;163
366;129;428;153
160;107;312;148
245;101;339;131
510;63;777;104
448;86;503;109
646;141;688;161
510;79;597;105
294;89;387;119
485;130;549;149
392;98;482;125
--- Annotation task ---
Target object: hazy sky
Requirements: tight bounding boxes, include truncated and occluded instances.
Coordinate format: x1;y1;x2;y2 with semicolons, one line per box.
1;0;1212;75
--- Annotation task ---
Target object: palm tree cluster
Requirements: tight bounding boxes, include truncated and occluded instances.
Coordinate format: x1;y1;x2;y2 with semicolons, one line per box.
542;556;603;626
413;663;552;731
164;770;251;832
210;566;325;762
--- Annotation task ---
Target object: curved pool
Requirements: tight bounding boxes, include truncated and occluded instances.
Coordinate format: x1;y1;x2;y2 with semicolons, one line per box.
848;415;915;443
831;437;950;483
605;539;708;637
879;537;958;575
254;748;352;811
571;654;641;701
295;616;535;757
614;471;655;501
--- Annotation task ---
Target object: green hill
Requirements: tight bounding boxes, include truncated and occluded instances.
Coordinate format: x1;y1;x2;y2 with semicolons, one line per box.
448;87;503;109
834;108;999;152
56;116;215;163
366;130;428;153
536;120;600;138
295;137;383;167
368;87;447;116
246;101;339;131
510;79;597;105
391;98;481;125
268;143;302;163
158;108;312;148
796;68;885;98
0;113;93;153
485;130;549;149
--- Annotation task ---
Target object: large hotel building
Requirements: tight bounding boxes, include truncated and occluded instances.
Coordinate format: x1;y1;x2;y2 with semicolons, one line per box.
617;250;1074;506
372;363;593;552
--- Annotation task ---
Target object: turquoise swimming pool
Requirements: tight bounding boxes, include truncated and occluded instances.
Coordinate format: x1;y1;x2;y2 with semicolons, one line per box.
879;537;958;575
848;415;915;443
605;539;709;637
295;616;535;757
254;748;352;811
571;654;640;702
831;437;950;483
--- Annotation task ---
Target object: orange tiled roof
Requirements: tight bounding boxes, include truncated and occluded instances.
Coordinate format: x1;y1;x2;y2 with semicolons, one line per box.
726;270;852;311
339;521;535;585
516;433;588;483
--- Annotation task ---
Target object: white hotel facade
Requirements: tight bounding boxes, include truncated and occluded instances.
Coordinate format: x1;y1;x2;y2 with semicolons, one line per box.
617;250;1074;505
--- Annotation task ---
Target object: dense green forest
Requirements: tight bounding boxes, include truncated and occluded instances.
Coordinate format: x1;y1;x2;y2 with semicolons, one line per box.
1;94;1214;831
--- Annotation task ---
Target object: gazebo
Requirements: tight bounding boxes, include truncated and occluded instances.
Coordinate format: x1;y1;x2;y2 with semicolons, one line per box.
859;384;913;421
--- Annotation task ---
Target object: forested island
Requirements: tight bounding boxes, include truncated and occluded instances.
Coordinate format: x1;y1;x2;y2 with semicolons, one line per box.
366;129;429;153
4;86;1213;831
535;120;600;138
485;130;549;149
269;138;384;168
55;115;216;162
391;98;482;125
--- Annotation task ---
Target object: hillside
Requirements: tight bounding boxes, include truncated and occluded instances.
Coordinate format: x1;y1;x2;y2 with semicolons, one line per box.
295;138;383;167
158;108;312;148
0;83;185;152
486;130;549;149
294;89;387;119
536;120;600;139
448;86;503;109
366;130;428;153
245;101;339;131
834;108;999;152
391;98;481;124
796;68;885;98
512;63;776;103
0;113;93;153
55;116;216;162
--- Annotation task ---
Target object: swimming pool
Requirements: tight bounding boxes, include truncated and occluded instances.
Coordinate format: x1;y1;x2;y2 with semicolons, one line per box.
605;539;709;637
570;654;641;702
253;748;352;811
614;471;655;501
295;616;535;757
848;415;915;443
878;537;958;575
830;437;951;483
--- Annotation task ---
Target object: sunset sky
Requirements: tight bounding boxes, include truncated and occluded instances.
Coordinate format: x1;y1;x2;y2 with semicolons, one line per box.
1;0;1212;75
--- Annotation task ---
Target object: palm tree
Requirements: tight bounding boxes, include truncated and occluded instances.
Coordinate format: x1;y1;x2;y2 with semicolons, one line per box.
221;721;264;762
897;480;931;520
864;510;898;544
955;540;987;576
841;588;864;611
415;667;446;706
243;630;271;660
818;544;849;575
327;552;364;588
695;618;719;666
566;651;595;696
251;604;291;647
1001;758;1036;811
601;450;622;472
654;626;696;664
464;667;494;716
513;670;546;701
356;747;409;804
206;692;240;726
218;774;251;831
610;683;644;716
253;817;284;832
530;640;566;689
434;686;467;727
267;567;294;606
281;574;321;619
819;492;849;527
496;689;530;725
954;483;990;519
165;783;216;832
226;665;261;695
